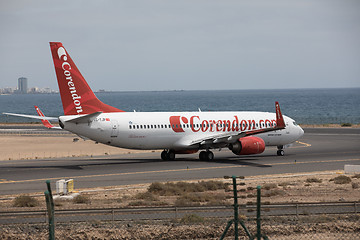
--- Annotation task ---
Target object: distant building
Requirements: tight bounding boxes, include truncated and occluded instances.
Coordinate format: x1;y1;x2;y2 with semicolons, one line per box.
29;87;39;94
18;77;28;94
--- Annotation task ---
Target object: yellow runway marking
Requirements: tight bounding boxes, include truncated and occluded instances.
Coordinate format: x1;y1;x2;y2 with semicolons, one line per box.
1;158;359;185
291;141;312;148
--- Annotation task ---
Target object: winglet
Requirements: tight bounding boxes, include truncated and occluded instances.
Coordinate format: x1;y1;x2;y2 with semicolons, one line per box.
35;106;57;129
275;101;285;129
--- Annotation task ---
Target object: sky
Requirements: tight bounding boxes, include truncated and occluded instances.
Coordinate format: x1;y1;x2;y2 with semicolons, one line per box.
0;0;359;91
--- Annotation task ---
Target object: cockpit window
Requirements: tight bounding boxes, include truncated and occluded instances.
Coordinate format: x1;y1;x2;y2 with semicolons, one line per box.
293;121;298;126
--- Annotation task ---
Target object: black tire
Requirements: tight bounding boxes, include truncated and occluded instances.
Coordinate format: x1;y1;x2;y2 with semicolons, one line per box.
161;150;167;160
199;151;207;160
167;151;175;160
277;149;284;156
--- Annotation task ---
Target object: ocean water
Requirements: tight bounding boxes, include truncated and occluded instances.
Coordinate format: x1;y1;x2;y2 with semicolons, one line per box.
0;88;359;124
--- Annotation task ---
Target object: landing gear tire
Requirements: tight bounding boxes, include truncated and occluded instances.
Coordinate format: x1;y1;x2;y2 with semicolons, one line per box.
167;151;175;160
207;151;214;160
199;151;214;161
161;150;176;160
277;149;284;156
161;150;167;160
199;151;207;161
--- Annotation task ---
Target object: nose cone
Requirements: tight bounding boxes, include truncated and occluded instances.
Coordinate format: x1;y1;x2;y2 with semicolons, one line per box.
299;126;304;138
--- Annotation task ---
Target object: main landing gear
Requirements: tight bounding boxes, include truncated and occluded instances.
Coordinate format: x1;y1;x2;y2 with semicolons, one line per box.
161;150;175;160
199;150;214;161
161;150;215;161
277;145;284;156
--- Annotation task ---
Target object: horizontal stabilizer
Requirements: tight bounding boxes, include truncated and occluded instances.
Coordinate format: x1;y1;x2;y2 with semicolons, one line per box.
65;112;102;124
2;112;58;121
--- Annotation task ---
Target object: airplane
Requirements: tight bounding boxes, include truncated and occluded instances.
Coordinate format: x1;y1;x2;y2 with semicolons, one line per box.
3;42;304;160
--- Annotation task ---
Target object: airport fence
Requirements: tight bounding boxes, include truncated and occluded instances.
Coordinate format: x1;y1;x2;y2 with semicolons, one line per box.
1;178;359;239
1;202;359;239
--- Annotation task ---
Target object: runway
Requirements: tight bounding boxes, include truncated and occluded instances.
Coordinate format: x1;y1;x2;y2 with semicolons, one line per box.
0;128;359;195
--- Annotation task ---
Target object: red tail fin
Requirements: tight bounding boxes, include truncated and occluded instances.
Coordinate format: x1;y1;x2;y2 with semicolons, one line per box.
49;42;123;115
275;101;285;129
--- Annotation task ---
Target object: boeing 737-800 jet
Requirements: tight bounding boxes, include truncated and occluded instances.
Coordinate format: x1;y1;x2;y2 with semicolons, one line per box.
4;42;304;160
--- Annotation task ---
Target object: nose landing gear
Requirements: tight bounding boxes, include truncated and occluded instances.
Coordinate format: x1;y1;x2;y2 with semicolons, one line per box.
277;145;284;156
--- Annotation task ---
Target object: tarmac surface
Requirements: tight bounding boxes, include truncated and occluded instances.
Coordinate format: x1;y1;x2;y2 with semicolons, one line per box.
0;127;359;195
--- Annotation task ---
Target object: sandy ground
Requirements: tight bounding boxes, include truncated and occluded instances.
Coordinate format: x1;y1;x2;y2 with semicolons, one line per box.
0;135;155;161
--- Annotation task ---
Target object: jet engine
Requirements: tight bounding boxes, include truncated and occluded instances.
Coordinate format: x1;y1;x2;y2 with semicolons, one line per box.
228;136;265;155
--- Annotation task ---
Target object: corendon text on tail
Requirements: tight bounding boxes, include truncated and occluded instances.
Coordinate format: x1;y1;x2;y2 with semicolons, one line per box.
2;42;304;160
57;46;83;114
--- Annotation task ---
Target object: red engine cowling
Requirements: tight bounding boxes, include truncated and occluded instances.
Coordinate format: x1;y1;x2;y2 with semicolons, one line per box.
228;136;265;155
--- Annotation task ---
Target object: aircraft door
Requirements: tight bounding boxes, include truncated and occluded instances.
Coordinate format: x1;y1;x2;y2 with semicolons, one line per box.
111;120;119;138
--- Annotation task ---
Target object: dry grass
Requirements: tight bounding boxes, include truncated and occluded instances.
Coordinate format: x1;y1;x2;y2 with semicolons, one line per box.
331;175;352;184
263;183;277;190
12;195;39;207
306;177;322;183
148;181;226;196
73;195;91;204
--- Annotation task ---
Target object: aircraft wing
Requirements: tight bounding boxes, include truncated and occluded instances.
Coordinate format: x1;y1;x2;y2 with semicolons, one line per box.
185;101;286;147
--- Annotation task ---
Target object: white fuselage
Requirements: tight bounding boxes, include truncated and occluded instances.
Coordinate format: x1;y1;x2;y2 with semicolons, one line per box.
60;111;304;151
